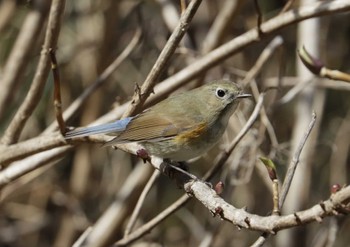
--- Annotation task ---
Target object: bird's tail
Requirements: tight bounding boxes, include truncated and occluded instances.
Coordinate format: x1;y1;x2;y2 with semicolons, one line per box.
64;117;133;139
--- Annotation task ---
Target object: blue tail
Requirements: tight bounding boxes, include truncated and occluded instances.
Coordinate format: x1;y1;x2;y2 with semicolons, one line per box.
65;117;133;138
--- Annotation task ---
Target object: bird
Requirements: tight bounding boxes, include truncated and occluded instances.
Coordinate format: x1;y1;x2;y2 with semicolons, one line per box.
65;80;251;161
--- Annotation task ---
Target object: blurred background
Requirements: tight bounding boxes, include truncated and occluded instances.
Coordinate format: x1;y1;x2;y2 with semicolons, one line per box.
0;0;349;246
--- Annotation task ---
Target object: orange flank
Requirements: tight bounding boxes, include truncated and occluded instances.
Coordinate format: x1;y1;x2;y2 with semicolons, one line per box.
175;123;207;143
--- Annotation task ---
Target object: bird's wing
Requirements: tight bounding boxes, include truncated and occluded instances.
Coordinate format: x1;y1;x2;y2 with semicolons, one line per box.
105;110;205;145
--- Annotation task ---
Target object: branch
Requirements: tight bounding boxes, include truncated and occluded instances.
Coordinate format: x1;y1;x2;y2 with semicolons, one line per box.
44;27;142;133
0;146;70;188
241;36;283;151
253;0;263;37
80;163;154;247
124;170;161;236
279;0;295;14
122;0;203;117
0;0;51;120
279;112;317;208
50;48;66;135
0;133;66;166
201;0;243;53
154;0;350;89
181;178;350;233
264;76;350;91
1;0;65;145
298;45;350;82
250;112;317;246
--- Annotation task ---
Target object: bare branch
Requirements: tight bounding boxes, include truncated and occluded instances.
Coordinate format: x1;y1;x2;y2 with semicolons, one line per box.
1;0;65;145
202;0;243;53
0;133;66;166
122;0;203;117
45;27;142;133
124;170;160;236
253;0;264;37
279;112;317;208
0;146;70;188
241;36;283;150
155;1;350;89
0;1;51;120
279;0;296;14
50;49;66;135
298;45;350;82
181;179;350;233
82;163;154;247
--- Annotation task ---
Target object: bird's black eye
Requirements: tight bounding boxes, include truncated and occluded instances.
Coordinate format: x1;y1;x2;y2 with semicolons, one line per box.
216;88;226;98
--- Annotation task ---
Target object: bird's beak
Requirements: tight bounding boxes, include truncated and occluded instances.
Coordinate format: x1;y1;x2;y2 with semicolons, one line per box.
236;93;252;99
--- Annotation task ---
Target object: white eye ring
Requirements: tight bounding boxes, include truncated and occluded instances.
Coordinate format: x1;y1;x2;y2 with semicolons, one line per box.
216;88;226;98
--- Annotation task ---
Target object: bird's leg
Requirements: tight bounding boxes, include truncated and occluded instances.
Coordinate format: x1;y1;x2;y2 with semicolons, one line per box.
160;159;198;185
136;148;151;163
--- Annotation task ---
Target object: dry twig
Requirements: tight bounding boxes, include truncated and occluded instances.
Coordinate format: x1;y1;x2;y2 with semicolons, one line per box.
122;0;203;117
1;0;65;145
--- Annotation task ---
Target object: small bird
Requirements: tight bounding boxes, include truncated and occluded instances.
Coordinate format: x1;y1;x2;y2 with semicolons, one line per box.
65;80;251;161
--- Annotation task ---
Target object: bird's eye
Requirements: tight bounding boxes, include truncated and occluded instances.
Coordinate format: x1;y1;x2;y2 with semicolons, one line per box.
216;88;226;98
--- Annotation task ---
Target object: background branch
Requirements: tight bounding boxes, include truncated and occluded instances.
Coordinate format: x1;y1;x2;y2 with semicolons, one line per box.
1;0;65;144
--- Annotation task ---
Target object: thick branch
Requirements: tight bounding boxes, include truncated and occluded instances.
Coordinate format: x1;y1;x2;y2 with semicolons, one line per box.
182;179;350;233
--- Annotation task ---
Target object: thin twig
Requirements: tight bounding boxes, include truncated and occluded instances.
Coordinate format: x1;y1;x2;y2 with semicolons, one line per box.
253;0;263;37
1;0;66;145
251;93;319;247
279;0;295;14
202;0;243;53
251;83;279;148
204;93;265;181
194;0;243;86
298;45;350;83
250;233;269;247
82;163;154;247
122;0;203;117
180;0;186;13
275;77;314;105
49;49;66;135
0;1;50;120
45;27;142;133
279;112;317;208
115;193;189;246
241;36;283;87
124;170;161;237
259;157;280;215
272;179;280;215
264;77;350;91
241;36;283;150
72;227;92;247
